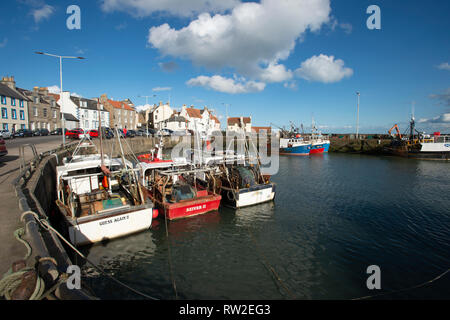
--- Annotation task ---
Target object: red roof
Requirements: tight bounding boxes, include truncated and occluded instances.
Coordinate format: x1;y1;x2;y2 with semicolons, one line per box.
210;114;220;123
186;107;202;118
108;99;134;111
227;117;251;125
49;93;60;101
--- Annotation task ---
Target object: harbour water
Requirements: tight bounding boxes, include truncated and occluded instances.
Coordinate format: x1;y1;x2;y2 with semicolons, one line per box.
80;154;450;299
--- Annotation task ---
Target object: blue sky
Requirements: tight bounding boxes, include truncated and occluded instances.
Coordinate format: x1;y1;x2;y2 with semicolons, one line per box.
1;0;449;133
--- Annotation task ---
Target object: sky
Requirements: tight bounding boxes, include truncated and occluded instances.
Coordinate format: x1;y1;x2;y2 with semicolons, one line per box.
0;0;449;133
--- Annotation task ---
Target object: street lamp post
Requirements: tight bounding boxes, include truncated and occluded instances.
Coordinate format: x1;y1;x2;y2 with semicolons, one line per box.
138;94;156;137
222;103;231;130
35;51;85;145
356;92;360;139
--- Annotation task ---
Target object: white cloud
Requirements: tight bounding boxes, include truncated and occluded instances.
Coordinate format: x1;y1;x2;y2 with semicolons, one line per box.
429;88;450;106
258;63;293;83
283;81;298;90
47;85;82;97
47;85;61;94
186;75;265;94
418;113;450;124
437;62;450;71
148;0;331;83
152;86;172;92
31;4;55;23
295;54;353;83
135;104;152;113
101;0;239;18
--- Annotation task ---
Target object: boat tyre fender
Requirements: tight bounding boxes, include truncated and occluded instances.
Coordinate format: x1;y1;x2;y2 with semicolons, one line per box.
227;190;235;202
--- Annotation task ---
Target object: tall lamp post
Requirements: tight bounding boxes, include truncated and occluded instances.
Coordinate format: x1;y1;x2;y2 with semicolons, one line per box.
222;103;231;130
35;51;85;145
356;91;360;139
138;94;156;136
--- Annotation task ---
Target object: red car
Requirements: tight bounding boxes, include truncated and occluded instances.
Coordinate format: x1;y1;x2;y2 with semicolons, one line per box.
65;128;86;139
0;138;8;157
87;130;99;138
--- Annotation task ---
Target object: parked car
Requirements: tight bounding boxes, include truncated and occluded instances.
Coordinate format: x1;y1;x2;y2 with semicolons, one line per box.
50;128;62;135
65;128;86;139
101;127;114;139
0;130;11;139
157;128;173;136
32;129;41;136
0;138;7;157
87;129;99;138
126;130;136;138
38;128;49;136
14;129;33;137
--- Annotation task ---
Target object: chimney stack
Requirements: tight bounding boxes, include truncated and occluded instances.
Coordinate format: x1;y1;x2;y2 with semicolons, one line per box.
1;76;16;90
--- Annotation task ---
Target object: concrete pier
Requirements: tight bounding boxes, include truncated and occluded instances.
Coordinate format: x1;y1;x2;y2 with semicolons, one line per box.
0;136;62;276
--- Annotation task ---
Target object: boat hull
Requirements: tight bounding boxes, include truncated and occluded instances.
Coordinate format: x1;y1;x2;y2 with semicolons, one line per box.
147;190;222;221
280;144;311;155
68;207;153;246
222;183;276;209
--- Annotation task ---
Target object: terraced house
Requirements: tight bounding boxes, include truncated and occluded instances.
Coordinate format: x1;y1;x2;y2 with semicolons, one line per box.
17;86;60;131
100;94;136;129
0;76;29;132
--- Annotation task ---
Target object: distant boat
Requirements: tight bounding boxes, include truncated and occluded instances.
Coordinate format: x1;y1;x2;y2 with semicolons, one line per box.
280;137;311;155
385;116;450;160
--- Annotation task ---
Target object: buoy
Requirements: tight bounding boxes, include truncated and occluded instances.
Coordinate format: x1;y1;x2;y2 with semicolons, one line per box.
152;209;159;219
102;176;109;188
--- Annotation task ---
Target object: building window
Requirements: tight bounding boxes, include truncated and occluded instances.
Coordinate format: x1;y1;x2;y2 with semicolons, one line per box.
21;124;25;129
52;109;57;119
34;96;39;104
1;107;7;119
85;120;89;128
33;107;38;117
20;110;25;120
2;123;8;130
43;108;47;117
1;96;6;104
12;109;17;119
84;110;88;118
20;99;24;107
11;98;16;106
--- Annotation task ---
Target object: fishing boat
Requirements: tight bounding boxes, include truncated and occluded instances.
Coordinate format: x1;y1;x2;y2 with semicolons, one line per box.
280;137;311;155
217;132;276;208
277;122;311;155
385;115;450;160
55;136;155;246
308;120;330;154
138;137;222;220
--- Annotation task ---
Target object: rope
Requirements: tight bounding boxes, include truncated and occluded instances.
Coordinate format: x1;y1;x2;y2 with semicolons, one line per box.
164;211;179;299
37;217;159;300
352;268;450;300
0;222;46;300
247;227;297;299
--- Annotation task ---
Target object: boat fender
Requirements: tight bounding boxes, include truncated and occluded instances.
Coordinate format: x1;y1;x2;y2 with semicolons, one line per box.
227;191;235;201
152;209;159;219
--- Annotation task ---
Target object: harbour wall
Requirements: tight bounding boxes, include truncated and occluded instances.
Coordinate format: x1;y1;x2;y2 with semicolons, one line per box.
329;137;392;154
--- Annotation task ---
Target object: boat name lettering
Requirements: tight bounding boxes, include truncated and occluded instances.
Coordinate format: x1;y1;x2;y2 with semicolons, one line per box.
99;215;129;226
186;205;206;212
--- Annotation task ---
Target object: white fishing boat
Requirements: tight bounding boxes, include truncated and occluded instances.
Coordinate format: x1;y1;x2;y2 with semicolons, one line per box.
55;133;155;246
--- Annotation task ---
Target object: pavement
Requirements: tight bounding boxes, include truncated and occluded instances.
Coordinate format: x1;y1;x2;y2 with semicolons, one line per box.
0;135;63;276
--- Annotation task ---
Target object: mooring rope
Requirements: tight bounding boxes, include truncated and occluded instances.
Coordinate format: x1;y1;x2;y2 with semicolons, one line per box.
164;211;179;300
17;211;159;300
0;219;59;300
246;227;297;300
352;268;450;300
